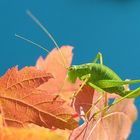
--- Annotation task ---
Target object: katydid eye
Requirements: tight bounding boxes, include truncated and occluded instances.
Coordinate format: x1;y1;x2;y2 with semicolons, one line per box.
69;67;74;71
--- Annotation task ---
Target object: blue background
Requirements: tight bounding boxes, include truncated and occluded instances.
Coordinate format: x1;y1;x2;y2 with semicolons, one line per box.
0;0;140;139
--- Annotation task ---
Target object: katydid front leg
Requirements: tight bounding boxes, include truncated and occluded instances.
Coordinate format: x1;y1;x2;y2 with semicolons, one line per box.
92;52;103;64
70;74;91;99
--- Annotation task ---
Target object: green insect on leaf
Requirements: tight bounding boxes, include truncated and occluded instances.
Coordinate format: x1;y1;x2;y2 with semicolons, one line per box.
15;10;140;119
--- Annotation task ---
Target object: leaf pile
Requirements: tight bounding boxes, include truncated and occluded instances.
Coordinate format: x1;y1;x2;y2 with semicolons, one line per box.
0;46;138;140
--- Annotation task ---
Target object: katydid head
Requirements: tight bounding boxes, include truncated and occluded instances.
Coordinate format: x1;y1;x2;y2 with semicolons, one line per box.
67;66;78;83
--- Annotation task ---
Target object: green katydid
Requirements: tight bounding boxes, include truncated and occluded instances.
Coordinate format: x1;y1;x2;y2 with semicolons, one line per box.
15;11;140;117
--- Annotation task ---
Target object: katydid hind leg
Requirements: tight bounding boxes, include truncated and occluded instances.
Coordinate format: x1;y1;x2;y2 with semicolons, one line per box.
120;87;140;98
95;79;140;89
91;87;140;119
105;88;140;112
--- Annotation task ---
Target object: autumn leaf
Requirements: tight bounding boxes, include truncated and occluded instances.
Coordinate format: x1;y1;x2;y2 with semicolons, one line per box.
70;86;137;140
36;46;81;101
73;85;97;116
0;66;78;130
73;85;106;120
0;66;53;95
0;127;69;140
0;111;70;140
0;114;4;128
69;112;133;140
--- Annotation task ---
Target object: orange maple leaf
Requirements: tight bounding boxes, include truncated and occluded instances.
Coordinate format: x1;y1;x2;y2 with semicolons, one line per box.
36;46;81;101
0;66;78;130
0;127;69;140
